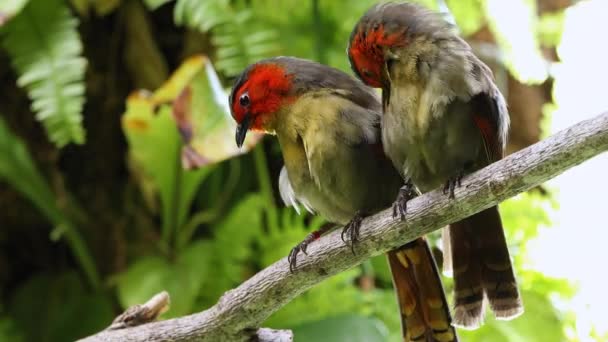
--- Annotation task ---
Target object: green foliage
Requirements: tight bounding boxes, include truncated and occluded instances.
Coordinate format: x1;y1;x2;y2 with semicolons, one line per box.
242;0;378;74
0;0;29;25
266;270;364;327
257;206;325;267
122;56;261;254
446;0;485;36
174;0;229;32
116;193;266;316
0;315;24;342
0;117;99;288
292;314;388;342
538;11;566;47
116;241;212;318
8;272;112;342
500;191;555;272
174;0;279;76
123;96;210;250
212;10;280;76
198;194;265;302
369;254;393;285
1;0;86;147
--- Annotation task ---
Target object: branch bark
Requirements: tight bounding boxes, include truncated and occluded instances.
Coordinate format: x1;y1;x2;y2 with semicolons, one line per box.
80;111;608;342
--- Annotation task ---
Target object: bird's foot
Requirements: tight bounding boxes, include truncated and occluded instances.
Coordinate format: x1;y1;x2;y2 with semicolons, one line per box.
443;170;465;199
288;230;322;273
341;211;365;255
392;179;418;221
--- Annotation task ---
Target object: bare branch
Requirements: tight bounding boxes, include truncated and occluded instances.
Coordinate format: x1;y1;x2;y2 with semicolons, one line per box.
80;112;608;342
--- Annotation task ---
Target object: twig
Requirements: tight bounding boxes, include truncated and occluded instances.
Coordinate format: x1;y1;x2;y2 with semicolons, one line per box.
105;291;171;330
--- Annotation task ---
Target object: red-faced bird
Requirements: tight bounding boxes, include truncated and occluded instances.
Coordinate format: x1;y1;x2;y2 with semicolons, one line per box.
230;56;457;341
348;2;523;329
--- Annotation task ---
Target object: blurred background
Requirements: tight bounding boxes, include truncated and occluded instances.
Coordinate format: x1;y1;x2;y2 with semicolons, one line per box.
0;0;606;341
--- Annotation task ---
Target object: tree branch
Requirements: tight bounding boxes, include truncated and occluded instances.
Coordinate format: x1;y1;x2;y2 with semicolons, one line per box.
80;112;608;341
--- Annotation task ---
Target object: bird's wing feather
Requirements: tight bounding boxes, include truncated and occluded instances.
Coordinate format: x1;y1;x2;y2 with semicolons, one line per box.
464;55;510;162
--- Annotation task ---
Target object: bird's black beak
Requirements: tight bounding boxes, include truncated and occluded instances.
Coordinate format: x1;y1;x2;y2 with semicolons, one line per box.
235;113;251;148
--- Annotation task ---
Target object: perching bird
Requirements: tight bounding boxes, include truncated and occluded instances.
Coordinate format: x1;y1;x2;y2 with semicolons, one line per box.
230;56;457;342
348;2;523;329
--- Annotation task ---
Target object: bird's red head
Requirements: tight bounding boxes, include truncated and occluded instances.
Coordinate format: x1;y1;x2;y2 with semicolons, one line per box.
348;21;406;88
230;62;295;147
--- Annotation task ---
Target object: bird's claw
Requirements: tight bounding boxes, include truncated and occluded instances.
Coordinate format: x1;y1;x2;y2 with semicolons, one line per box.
288;230;323;273
341;212;364;255
287;232;320;273
392;181;417;221
443;172;464;199
288;242;308;273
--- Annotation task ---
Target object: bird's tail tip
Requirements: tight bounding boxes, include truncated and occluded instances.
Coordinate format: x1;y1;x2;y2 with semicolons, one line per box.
452;301;484;330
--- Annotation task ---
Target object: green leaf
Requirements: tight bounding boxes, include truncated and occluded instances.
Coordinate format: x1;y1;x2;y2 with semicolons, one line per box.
292;315;388;342
116;195;265;315
500;191;554;269
116;240;213;317
538;11;566;47
171;56;262;170
195;194;265;304
116;256;171;310
369;254;393;285
0;118;59;221
0;117;99;288
266;270;363;328
123;56;261;247
445;0;485;36
0;0;29;26
0;316;24;342
360;289;403;342
257;207;324;267
1;0;87;147
174;0;230;31
122;91;209;247
9;272;112;342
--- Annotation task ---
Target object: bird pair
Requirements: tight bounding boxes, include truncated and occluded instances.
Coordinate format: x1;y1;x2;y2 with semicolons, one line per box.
229;2;522;341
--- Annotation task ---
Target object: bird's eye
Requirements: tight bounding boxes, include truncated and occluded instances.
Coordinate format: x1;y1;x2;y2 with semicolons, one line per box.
239;93;250;107
363;69;373;77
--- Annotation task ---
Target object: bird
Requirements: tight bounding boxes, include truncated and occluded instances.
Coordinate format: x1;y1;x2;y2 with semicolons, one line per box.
229;56;457;341
347;2;523;329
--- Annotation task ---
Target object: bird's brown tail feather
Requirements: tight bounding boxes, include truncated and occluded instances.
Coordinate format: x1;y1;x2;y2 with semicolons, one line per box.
388;238;457;342
449;206;523;329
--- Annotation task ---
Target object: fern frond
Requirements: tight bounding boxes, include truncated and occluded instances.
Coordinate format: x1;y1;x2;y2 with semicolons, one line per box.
212;10;279;77
1;0;86;147
174;0;279;77
174;0;230;32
